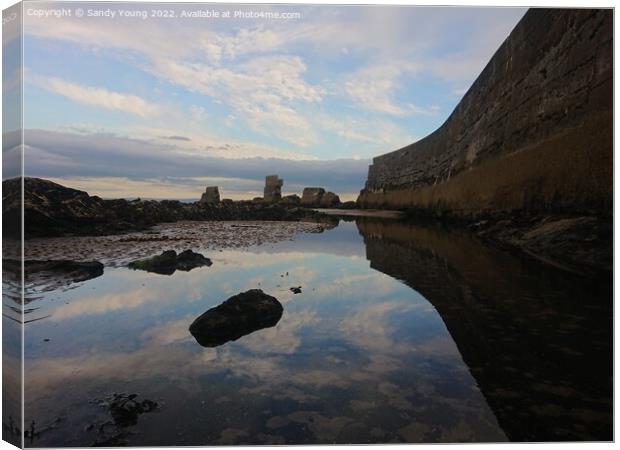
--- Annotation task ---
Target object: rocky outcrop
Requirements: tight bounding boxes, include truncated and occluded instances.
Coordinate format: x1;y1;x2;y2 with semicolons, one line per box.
281;194;301;205
301;188;324;206
3;178;331;238
301;187;341;207
263;175;283;203
189;289;283;347
358;9;612;218
128;250;212;275
319;192;340;207
200;186;220;204
466;212;612;274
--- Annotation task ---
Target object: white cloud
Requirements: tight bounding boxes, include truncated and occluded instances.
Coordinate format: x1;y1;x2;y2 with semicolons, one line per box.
149;55;323;147
21;129;370;199
129;125;318;160
343;63;440;117
189;105;206;122
315;114;416;152
34;76;163;117
22;6;526;156
344;65;415;116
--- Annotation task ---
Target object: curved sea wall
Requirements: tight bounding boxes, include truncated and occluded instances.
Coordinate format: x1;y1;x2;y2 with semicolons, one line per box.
358;9;612;215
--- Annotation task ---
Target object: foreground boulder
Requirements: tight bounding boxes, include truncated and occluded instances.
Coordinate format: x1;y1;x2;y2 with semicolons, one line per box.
189;289;283;347
128;250;212;275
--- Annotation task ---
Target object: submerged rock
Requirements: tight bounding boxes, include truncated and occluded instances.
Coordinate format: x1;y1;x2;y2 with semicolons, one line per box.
290;286;302;294
95;393;158;428
189;289;283;347
89;393;159;446
128;250;212;275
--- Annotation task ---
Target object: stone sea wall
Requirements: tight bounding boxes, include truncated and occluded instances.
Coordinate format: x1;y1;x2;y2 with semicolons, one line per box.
358;9;612;215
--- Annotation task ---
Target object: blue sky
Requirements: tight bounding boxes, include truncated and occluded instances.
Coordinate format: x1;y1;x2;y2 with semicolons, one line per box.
6;2;526;199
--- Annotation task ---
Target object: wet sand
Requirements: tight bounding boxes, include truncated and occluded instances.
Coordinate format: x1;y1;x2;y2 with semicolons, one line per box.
313;209;404;218
13;221;329;267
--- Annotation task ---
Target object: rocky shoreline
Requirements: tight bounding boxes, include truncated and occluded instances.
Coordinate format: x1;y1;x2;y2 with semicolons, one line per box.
402;208;612;276
3;178;336;239
3;177;610;276
5;220;332;269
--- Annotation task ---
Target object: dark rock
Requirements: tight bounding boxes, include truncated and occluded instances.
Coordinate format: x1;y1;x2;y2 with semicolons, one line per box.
300;187;342;208
319;192;340;208
189;289;283;347
264;175;283;203
128;250;212;275
290;286;302;294
200;186;220;204
340;201;358;209
93;392;159;429
301;187;325;206
3;259;104;293
281;194;301;205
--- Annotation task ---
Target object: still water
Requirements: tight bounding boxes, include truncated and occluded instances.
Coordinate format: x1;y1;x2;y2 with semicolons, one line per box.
7;217;614;445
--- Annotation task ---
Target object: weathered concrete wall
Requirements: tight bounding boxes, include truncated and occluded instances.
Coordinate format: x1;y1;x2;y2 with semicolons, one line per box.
358;9;612;214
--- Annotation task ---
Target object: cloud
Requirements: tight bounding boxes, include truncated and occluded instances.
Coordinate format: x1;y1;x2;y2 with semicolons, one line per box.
127;125;318;160
19;129;370;199
149;55;323;147
315;113;417;150
32;76;163;117
343;63;442;117
161;135;191;142
21;5;526;159
3;67;23;94
344;64;416;116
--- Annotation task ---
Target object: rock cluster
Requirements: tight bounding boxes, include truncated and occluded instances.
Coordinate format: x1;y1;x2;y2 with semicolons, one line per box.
3;178;331;238
301;187;341;207
281;194;301;205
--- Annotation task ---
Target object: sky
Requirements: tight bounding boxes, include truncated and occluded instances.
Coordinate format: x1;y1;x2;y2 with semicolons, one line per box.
4;2;526;200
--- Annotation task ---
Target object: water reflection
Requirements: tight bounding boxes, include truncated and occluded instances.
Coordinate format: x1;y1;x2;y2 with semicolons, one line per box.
356;217;613;441
17;218;612;446
2;245;23;447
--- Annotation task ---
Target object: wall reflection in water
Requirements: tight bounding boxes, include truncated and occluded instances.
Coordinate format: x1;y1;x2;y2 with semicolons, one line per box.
17;217;612;446
356;217;612;441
